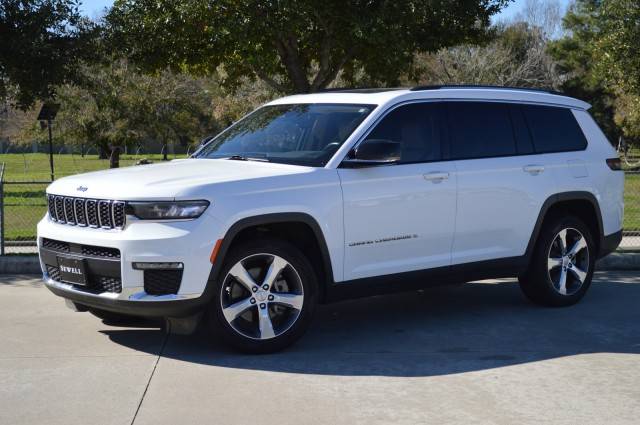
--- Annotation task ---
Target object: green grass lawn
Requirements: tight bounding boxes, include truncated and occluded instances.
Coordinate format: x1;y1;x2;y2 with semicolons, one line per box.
0;153;639;241
0;153;186;240
624;173;640;231
0;152;186;182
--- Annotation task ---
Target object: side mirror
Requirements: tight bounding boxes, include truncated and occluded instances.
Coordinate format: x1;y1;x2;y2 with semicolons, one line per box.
342;139;401;167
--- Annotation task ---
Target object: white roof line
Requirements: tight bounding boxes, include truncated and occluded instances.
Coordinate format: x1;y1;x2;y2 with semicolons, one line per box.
266;88;591;110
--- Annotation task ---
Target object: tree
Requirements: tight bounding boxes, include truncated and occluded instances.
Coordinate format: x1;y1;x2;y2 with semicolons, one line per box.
0;0;98;109
512;0;563;39
411;22;561;89
18;61;220;167
548;0;639;142
107;0;510;94
122;67;221;161
591;0;640;141
592;0;640;96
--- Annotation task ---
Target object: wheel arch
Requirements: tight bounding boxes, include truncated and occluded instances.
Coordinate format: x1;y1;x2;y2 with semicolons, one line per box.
204;213;335;303
525;191;605;265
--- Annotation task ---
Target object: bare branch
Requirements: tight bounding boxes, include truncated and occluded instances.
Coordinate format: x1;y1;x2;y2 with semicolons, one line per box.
251;66;288;93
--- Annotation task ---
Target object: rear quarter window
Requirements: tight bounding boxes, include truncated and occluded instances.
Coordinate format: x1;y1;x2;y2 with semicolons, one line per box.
521;105;588;153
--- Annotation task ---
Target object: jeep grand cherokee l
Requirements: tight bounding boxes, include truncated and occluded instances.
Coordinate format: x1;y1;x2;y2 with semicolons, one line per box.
38;86;624;353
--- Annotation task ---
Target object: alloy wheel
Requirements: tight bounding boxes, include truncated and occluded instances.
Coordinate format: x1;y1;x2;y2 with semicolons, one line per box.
220;253;304;340
547;227;590;296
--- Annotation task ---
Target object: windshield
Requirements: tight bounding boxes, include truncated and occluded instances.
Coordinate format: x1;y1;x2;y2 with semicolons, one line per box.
195;103;375;166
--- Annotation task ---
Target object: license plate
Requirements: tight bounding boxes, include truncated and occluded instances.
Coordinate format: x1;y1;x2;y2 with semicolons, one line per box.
57;256;87;285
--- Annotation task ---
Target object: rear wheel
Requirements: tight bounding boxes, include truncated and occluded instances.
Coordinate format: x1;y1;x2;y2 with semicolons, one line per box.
519;216;595;307
208;238;318;353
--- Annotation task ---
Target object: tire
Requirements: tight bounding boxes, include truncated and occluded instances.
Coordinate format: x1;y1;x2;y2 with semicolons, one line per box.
519;215;595;307
207;238;319;353
88;308;142;324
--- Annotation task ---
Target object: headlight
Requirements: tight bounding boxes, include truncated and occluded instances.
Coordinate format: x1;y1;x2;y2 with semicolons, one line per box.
126;201;209;220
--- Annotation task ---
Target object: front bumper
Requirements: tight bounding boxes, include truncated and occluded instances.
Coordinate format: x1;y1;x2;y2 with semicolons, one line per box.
599;229;623;258
44;277;207;317
37;212;223;316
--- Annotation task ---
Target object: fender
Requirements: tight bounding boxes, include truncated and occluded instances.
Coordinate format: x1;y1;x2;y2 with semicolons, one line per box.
202;212;335;302
524;191;605;262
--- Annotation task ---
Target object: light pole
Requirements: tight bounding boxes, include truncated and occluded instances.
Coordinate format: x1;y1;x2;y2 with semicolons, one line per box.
37;103;60;181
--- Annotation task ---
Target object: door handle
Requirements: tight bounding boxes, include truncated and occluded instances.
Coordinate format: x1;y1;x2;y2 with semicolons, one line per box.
423;172;450;182
523;165;545;175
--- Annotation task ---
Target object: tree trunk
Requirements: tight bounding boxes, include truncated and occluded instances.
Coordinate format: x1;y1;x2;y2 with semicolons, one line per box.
98;143;109;159
162;143;168;161
110;146;120;168
275;36;311;93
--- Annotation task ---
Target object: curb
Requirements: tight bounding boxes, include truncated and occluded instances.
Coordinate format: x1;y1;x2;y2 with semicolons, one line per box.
0;256;41;275
1;253;639;276
596;252;640;271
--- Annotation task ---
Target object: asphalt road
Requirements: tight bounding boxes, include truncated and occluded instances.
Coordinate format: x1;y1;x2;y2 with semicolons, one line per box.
1;272;639;425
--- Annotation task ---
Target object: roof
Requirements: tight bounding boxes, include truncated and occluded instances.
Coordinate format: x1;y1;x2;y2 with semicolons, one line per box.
266;86;591;110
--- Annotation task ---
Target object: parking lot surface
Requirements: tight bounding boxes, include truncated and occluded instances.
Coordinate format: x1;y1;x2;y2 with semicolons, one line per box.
1;271;639;425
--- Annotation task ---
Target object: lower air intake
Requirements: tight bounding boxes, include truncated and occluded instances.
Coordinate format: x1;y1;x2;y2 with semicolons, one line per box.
144;270;183;295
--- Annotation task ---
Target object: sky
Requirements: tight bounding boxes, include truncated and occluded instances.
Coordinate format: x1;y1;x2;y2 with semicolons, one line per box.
78;0;572;23
492;0;572;23
78;0;112;18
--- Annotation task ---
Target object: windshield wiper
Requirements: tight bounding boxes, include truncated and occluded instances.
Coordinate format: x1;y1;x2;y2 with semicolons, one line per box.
226;155;270;162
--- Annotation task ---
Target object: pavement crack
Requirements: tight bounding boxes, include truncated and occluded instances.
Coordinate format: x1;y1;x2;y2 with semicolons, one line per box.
130;330;169;425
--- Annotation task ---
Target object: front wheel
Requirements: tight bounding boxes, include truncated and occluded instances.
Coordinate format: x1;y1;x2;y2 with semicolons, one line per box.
519;216;595;307
208;238;318;353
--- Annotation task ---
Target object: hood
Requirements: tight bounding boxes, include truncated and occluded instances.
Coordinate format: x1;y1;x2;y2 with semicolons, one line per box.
46;159;314;200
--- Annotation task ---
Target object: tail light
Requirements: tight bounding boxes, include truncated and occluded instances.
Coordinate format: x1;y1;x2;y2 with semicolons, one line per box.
606;158;622;170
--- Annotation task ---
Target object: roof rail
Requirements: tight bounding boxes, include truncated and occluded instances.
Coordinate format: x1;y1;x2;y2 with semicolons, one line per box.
410;84;565;96
316;87;403;93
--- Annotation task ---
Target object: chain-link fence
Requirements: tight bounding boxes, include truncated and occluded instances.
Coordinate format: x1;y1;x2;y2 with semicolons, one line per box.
0;161;639;254
0;181;48;254
0;162;49;254
0;152;191;254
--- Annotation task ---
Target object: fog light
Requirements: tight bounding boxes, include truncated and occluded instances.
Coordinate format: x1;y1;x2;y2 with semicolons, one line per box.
133;262;184;270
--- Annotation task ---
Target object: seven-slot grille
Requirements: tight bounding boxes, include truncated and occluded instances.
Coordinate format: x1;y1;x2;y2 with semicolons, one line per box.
47;195;125;229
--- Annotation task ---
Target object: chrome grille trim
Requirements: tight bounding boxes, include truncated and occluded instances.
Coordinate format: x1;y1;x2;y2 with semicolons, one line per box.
86;200;99;228
112;201;126;228
98;200;112;228
54;196;66;224
47;195;126;230
64;198;75;225
47;194;57;219
74;198;87;226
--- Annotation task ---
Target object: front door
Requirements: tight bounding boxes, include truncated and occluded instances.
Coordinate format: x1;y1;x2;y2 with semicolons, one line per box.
338;102;457;281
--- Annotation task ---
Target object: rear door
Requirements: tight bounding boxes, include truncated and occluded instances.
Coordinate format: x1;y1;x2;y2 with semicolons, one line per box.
448;101;557;265
339;102;457;281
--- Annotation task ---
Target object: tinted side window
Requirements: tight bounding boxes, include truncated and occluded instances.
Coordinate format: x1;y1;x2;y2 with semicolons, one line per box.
367;103;443;164
521;105;587;153
447;102;517;160
509;105;535;155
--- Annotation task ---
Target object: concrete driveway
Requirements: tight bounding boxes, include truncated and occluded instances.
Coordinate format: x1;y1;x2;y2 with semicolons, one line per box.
1;271;639;425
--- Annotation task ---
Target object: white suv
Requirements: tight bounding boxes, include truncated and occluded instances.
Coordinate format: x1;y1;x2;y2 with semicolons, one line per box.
38;86;624;352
